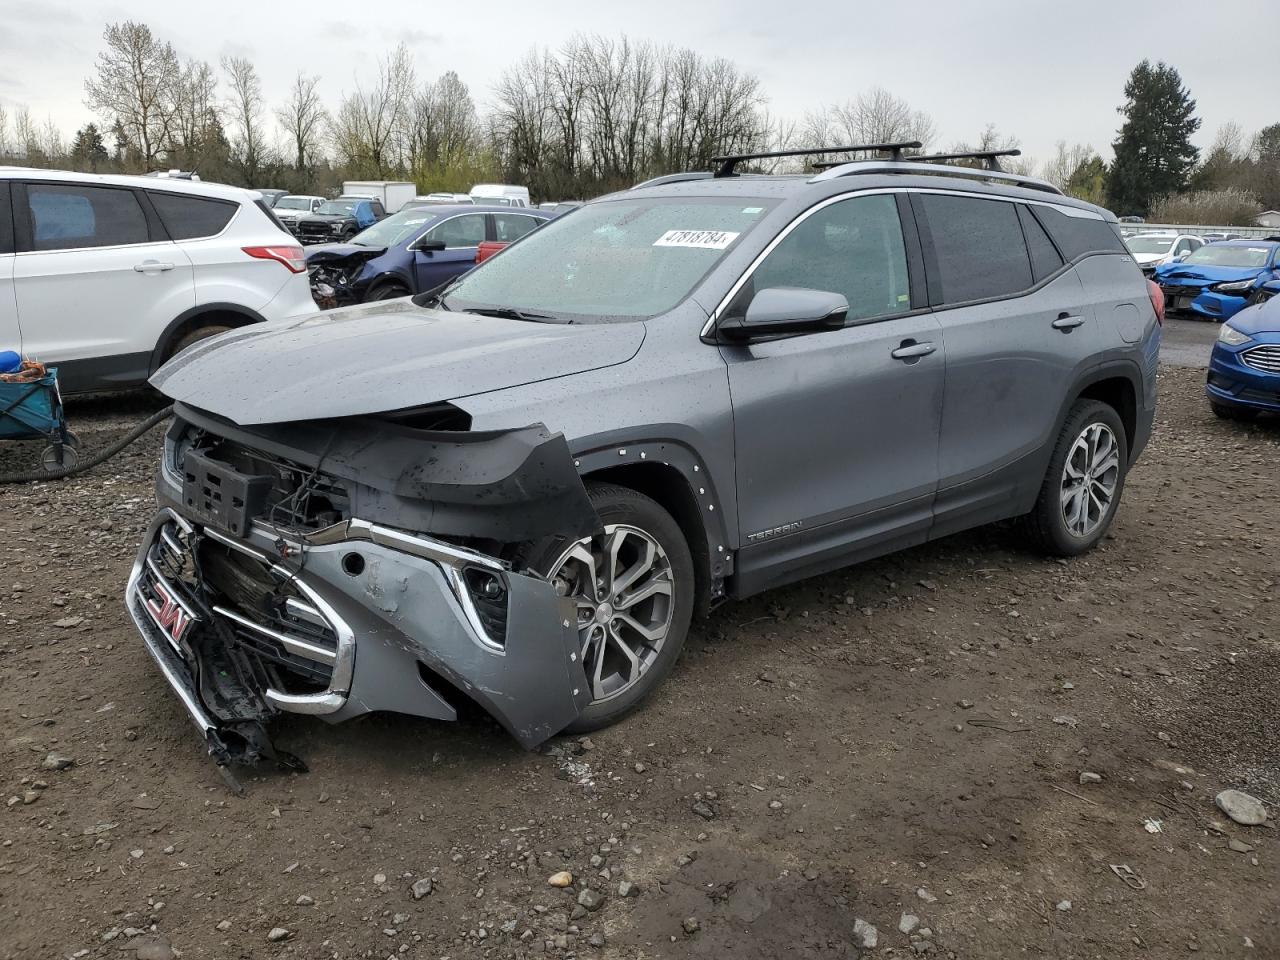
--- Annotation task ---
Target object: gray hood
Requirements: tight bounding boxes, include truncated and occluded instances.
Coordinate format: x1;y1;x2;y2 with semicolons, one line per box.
151;300;645;425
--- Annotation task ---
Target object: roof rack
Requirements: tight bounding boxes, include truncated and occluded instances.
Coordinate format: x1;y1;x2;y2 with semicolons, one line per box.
630;171;715;190
709;142;922;178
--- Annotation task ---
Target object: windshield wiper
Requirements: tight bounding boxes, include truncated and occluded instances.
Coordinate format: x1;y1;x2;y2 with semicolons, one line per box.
461;306;567;323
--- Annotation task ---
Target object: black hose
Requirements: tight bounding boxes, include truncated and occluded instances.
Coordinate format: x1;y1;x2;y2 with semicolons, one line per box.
0;405;174;484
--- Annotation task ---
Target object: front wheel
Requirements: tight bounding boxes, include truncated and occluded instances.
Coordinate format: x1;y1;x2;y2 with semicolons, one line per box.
516;483;694;732
1022;400;1128;556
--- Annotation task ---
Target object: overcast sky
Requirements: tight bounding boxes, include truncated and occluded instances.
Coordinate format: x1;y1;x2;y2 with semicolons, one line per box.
0;0;1272;167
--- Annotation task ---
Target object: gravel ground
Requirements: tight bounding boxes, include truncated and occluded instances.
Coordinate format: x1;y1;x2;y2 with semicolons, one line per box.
1;363;1277;959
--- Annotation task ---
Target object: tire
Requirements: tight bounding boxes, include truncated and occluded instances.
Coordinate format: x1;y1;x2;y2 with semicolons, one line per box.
1021;399;1129;557
369;283;410;301
514;482;695;732
169;324;232;360
1210;401;1256;421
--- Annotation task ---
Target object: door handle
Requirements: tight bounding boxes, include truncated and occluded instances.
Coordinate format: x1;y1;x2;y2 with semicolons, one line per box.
1052;314;1085;331
133;260;175;273
890;340;936;361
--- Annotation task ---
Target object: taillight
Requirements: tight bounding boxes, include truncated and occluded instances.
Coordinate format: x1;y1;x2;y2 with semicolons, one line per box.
1147;279;1165;325
243;245;306;274
476;241;506;264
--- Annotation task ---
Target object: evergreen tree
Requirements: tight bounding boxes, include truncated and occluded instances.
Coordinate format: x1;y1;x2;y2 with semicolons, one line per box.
1106;60;1200;217
70;123;108;171
1066;156;1107;205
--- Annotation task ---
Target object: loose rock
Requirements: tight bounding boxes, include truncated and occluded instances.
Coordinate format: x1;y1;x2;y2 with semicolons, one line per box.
899;913;919;935
547;871;573;888
1215;790;1267;826
577;888;605;912
411;877;434;899
618;879;639;897
682;917;701;935
1078;772;1103;785
41;752;74;771
916;887;938;904
266;927;290;942
854;919;878;949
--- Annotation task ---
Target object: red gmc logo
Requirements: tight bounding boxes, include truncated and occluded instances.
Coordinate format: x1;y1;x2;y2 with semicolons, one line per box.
146;580;193;648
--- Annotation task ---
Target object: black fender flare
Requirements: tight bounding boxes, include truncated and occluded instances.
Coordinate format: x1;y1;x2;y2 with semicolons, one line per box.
150;302;267;375
570;430;735;587
365;270;416;298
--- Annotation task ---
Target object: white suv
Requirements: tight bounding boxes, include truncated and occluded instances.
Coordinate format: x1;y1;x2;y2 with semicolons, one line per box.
0;168;315;394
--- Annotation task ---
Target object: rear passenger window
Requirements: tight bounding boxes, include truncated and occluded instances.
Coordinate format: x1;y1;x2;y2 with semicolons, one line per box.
0;183;12;254
740;193;910;322
919;194;1032;303
1017;205;1064;281
149;192;237;240
1030;205;1128;260
493;214;542;242
26;184;148;251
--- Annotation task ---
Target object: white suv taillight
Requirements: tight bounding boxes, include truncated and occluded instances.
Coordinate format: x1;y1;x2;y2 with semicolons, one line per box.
242;245;306;274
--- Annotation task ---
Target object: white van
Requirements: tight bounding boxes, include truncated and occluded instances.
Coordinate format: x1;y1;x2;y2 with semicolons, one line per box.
469;184;531;208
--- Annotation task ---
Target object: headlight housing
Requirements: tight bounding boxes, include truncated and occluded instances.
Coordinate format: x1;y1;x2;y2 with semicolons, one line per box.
1211;279;1256;294
1218;323;1252;346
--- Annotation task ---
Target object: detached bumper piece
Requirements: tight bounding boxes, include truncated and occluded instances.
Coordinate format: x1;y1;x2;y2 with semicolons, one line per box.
126;506;590;775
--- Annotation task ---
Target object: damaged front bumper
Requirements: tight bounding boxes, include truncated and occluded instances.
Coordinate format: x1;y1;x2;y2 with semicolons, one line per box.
126;504;592;769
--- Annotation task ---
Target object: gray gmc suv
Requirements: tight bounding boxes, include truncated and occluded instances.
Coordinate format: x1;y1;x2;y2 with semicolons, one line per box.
126;144;1161;770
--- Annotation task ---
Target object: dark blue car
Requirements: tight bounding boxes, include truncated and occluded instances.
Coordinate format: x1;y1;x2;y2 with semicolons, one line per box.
305;204;551;307
1206;290;1280;419
1155;238;1280;322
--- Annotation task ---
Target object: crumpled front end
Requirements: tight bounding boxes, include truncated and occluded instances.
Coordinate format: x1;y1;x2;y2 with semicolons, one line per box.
125;405;599;768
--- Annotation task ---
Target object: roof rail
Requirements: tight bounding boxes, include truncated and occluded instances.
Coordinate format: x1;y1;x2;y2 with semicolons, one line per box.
710;142;922;178
630;171;715;190
813;148;1023;173
809;159;1064;196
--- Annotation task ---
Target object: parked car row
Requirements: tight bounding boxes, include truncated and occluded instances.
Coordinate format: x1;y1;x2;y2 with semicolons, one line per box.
1152;237;1280;322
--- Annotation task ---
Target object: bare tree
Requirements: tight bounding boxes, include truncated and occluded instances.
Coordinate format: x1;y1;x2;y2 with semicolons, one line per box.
276;72;327;173
14;106;40;161
171;59;219;167
330;43;415;176
222;55;268;183
802;88;936;168
84;21;181;168
0;105;8;157
1041;141;1098;189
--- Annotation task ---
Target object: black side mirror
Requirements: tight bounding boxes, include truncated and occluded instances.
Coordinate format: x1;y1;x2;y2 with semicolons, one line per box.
414;238;446;253
718;287;850;342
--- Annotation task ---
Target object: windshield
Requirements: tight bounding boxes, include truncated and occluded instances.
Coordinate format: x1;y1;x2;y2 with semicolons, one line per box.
317;200;356;216
1184;244;1274;268
444;197;776;321
351;209;437;247
474;196;513;206
1126;236;1175;254
275;197;313;211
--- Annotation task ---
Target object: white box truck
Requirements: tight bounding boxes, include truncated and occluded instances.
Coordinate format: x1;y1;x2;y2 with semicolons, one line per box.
341;181;417;214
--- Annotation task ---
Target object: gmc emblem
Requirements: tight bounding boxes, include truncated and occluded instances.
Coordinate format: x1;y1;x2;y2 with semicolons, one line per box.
146;580;194;649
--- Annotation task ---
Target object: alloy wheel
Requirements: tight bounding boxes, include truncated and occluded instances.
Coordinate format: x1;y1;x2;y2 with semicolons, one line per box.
1060;422;1120;538
547;524;675;704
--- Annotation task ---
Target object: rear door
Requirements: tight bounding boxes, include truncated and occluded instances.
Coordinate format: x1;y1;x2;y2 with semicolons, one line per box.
0;182;18;357
720;192;945;591
914;192;1104;536
12;181;194;392
412;212;487;291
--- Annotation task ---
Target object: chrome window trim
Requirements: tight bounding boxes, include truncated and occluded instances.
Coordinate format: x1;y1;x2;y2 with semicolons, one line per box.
699;186;1109;337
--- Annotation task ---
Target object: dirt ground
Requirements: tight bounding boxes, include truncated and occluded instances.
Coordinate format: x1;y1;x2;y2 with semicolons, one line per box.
1;344;1277;959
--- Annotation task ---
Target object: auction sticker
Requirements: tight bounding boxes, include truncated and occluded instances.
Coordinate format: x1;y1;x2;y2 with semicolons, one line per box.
653;229;740;250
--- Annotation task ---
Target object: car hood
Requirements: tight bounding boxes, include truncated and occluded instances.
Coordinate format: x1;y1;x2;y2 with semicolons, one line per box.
305;243;387;265
300;213;354;224
151;299;646;425
1131;251;1169;266
1223;295;1280;336
1155;263;1262;285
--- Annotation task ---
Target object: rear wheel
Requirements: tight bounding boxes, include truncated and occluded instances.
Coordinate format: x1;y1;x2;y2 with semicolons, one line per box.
515;483;694;732
369;283;410;301
1022;400;1128;556
1210;401;1256;421
169;324;232;361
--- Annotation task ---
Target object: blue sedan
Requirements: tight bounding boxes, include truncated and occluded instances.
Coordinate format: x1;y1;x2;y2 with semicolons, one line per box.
306;204;551;307
1155;238;1280;322
1206;291;1280;419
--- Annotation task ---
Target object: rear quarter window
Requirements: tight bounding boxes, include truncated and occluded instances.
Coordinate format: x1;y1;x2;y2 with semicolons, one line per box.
149;192;237;240
1030;204;1128;260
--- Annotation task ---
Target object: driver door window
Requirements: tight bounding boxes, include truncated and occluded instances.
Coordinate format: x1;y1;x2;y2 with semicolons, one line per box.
426;214;486;248
733;193;910;322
